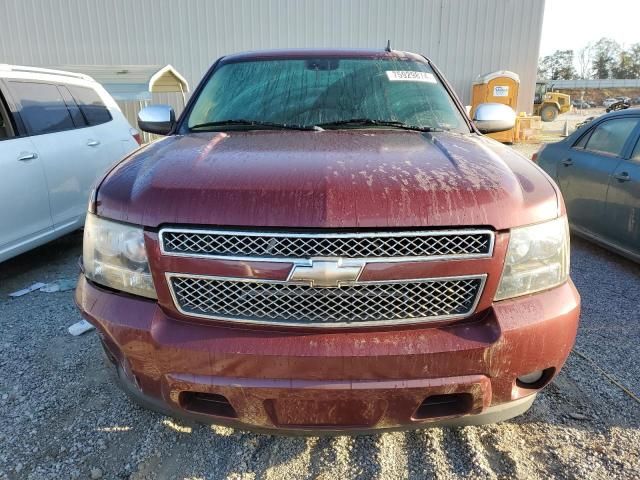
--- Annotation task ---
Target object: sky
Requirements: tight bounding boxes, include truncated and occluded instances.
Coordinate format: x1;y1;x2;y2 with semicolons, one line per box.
539;0;640;56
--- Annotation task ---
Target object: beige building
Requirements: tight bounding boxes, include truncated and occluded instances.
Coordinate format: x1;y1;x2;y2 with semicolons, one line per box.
0;0;545;114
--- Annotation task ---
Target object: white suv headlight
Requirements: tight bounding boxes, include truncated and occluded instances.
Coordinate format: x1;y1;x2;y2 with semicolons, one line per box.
495;216;570;301
83;213;157;299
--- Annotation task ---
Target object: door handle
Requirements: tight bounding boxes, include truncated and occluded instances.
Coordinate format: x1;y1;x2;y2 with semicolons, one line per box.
87;140;101;147
18;152;38;161
562;158;573;166
614;172;631;182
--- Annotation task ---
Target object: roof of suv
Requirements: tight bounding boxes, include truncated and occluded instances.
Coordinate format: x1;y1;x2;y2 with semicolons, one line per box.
220;48;427;63
0;64;95;83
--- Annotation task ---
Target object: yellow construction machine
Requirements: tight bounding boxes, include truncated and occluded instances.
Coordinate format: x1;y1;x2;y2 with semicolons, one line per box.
533;81;570;122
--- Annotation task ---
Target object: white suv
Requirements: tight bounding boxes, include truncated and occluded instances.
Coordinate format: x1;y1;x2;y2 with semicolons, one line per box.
0;65;140;262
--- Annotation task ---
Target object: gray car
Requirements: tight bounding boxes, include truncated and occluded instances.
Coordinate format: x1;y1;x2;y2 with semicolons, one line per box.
536;109;640;262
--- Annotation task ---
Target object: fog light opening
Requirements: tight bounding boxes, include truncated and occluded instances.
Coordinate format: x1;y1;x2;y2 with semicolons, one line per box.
180;392;237;418
518;371;544;384
516;367;555;389
412;393;474;420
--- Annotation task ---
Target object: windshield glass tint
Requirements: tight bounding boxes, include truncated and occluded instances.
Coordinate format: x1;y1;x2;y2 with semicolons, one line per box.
187;58;469;132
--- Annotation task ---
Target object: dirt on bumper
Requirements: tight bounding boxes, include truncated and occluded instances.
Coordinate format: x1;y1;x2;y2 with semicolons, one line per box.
75;276;580;433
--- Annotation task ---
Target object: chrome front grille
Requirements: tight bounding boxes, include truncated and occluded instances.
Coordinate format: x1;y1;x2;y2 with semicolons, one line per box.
160;229;494;261
168;274;486;327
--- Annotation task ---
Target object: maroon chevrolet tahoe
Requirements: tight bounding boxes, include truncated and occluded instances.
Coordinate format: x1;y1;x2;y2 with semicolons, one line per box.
76;49;580;433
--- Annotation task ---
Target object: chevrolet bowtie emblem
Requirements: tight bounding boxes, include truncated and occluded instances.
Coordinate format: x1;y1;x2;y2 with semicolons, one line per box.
288;259;364;288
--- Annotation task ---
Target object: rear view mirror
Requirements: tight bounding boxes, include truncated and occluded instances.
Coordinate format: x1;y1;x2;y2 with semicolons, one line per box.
473;103;516;134
138;104;175;135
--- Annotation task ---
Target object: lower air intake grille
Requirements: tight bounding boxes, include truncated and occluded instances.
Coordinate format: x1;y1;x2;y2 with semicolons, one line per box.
168;275;485;327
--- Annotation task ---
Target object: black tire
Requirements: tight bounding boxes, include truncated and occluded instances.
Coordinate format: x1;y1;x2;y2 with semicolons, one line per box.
540;104;559;122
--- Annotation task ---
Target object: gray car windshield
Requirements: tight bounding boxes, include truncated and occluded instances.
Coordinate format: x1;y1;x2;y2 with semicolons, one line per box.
187;58;470;133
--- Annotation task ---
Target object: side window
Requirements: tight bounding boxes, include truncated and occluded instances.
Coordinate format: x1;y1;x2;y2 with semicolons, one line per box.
572;131;591;149
58;86;87;128
0;91;14;140
67;86;112;126
583;118;639;157
631;137;640;162
8;81;74;135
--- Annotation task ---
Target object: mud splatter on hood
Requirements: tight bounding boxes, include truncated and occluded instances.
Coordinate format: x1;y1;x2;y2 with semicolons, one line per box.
96;130;559;230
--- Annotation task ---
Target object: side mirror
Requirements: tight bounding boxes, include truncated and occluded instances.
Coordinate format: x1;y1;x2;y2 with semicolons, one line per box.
473;103;516;134
137;104;175;135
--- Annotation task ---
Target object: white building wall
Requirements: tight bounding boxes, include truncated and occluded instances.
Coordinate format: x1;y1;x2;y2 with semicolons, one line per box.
0;0;545;112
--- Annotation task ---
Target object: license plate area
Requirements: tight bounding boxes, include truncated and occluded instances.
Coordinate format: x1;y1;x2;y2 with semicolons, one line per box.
264;397;387;428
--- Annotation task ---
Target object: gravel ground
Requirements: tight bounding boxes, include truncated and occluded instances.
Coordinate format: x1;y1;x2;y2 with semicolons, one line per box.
542;107;608;134
1;226;640;479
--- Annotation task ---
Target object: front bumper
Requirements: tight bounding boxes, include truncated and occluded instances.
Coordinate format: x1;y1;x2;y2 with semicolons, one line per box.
76;276;580;433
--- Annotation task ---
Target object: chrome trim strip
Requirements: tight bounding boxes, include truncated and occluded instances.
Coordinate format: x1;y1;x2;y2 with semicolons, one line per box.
158;228;496;263
165;272;487;328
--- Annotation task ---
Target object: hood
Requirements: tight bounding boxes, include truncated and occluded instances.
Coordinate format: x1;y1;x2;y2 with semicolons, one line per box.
96;130;559;230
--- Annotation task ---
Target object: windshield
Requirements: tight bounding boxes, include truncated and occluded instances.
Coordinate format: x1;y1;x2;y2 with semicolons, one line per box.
186;57;469;133
535;83;547;95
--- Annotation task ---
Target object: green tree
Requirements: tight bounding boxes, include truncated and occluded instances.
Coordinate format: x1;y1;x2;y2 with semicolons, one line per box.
591;38;621;79
612;50;635;78
538;50;576;80
628;43;640;78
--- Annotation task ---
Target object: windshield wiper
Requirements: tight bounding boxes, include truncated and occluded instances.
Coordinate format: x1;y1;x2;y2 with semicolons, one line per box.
317;118;444;132
190;118;442;133
189;119;320;131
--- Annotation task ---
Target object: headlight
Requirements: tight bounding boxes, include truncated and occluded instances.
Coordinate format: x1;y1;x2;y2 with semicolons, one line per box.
495;216;569;301
83;213;157;299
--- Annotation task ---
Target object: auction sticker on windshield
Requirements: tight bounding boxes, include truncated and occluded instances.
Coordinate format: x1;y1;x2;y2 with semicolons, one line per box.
385;71;437;83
